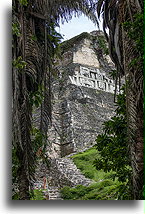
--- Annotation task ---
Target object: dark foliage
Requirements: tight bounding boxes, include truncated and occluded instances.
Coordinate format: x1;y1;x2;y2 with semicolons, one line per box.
94;87;132;183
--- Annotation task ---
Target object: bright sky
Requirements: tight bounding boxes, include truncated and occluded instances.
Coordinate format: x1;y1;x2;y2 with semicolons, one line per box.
56;15;103;41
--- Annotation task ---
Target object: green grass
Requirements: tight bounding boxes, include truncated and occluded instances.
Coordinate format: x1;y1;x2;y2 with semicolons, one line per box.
60;146;129;200
12;189;46;200
60;181;124;200
30;189;46;200
71;147;115;181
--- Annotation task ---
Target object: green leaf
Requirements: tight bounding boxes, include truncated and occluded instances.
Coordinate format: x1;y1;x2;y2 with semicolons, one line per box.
12;22;21;37
19;0;28;6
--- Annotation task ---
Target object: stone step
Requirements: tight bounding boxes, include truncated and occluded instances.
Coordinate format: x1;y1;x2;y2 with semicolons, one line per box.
34;155;93;200
49;198;63;200
51;157;92;187
49;194;61;196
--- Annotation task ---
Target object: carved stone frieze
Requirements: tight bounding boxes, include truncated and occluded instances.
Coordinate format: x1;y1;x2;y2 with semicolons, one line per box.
47;31;119;158
69;66;117;93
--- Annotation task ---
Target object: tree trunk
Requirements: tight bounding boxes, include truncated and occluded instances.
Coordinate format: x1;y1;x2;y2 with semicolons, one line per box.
131;101;144;199
121;0;144;197
18;166;30;200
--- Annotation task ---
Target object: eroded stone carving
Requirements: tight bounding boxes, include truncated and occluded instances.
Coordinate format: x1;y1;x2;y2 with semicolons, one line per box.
47;31;119;158
69;66;117;93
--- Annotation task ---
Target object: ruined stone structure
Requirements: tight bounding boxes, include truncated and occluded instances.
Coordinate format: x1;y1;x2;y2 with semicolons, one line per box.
46;31;117;158
69;66;115;93
33;31;120;199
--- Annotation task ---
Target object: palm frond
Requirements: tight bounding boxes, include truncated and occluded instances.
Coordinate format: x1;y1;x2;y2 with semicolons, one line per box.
96;0;143;199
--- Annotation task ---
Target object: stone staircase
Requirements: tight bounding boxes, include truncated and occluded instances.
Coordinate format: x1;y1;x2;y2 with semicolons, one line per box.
34;156;93;200
41;186;63;200
48;186;63;200
51;157;92;187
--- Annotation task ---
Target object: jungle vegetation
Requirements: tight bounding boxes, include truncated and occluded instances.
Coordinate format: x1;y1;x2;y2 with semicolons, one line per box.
12;0;143;200
60;87;132;200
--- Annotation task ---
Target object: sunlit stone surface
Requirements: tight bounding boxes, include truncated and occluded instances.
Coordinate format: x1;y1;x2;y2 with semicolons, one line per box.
47;31;118;158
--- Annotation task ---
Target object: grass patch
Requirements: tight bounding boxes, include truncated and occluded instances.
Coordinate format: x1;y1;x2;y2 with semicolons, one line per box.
71;147;115;181
12;189;46;200
61;146;128;200
30;189;46;200
60;181;123;200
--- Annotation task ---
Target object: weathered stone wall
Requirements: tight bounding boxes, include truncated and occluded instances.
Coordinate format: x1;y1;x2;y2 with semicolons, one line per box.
69;65;116;93
34;156;92;196
47;31;117;158
73;38;100;67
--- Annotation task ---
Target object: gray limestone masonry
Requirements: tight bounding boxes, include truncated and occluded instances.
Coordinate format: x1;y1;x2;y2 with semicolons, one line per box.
33;31;118;199
34;157;93;200
47;31;117;158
